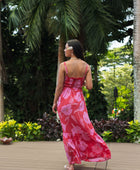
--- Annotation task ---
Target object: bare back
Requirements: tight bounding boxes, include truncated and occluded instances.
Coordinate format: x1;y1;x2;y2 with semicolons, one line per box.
64;59;88;78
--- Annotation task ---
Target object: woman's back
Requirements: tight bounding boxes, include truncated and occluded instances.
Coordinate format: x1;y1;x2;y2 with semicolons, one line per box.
65;59;87;78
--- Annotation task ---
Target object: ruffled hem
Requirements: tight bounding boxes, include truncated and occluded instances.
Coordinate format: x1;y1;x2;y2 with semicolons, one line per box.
70;157;111;165
63;134;111;165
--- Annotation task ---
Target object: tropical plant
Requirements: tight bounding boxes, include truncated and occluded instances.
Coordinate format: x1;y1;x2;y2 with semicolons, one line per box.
92;119;129;142
8;0;81;66
0;119;17;138
99;45;133;68
37;112;62;141
125;120;140;143
86;81;108;121
9;0;130;67
2;6;58;122
102;131;113;142
100;63;134;119
0;119;42;141
4;0;134;122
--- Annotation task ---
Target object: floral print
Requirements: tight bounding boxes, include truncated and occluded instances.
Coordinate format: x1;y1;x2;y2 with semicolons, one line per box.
57;71;111;164
74;92;82;102
61;104;72;116
62;88;71;99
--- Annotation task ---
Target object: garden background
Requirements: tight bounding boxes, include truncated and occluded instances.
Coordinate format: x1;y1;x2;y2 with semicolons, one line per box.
0;0;140;143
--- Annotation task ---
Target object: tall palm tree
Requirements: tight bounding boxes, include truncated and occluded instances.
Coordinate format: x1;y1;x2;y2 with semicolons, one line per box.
46;0;80;81
9;0;80;63
9;0;133;85
133;0;140;121
9;0;81;85
9;0;115;84
9;0;116;56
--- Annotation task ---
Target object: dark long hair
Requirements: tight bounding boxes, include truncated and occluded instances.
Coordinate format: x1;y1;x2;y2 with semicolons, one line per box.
67;39;84;60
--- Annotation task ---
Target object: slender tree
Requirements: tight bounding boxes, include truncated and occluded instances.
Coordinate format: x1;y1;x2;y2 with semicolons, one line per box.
0;1;4;121
0;0;6;121
133;0;140;121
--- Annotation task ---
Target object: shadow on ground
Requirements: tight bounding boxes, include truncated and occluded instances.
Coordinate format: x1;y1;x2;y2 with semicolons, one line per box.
75;162;107;170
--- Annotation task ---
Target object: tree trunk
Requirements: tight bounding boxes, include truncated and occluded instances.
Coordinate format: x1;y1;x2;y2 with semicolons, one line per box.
134;0;140;121
56;36;65;84
0;2;4;121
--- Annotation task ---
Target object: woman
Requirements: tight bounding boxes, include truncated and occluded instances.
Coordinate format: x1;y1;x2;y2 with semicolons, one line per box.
52;39;111;170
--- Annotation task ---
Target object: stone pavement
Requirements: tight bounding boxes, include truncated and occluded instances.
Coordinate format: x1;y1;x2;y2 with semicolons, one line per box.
0;142;140;170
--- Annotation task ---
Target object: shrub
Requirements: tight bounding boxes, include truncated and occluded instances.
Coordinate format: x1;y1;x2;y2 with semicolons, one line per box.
0;119;42;141
92;119;129;142
16;122;42;141
86;82;108;121
102;131;113;142
37;112;62;141
0;119;17;140
125;120;140;143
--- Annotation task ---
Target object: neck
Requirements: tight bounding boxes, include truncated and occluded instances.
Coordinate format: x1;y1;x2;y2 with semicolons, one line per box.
70;56;78;60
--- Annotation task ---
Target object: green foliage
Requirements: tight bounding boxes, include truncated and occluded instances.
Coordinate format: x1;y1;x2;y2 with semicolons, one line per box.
0;119;42;141
86;81;108;121
93;119;129;142
125;120;140;143
2;7;57;122
93;119;140;143
100;63;134;120
103;0;133;43
102;131;112;142
18;122;42;141
9;0;133;52
82;0;116;53
118;104;134;121
9;0;80;49
47;0;80;40
9;0;52;49
0;119;17;139
2;1;134;123
99;46;134;120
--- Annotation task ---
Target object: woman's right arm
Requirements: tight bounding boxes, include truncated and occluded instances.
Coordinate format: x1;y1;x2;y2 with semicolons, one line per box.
52;63;65;113
85;65;93;90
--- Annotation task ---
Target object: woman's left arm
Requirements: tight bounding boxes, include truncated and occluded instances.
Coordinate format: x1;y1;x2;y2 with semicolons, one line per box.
52;63;65;113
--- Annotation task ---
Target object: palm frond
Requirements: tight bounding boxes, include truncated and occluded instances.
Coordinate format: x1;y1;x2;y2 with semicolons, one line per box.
81;0;116;53
47;0;80;41
9;0;52;49
106;0;133;10
24;0;51;49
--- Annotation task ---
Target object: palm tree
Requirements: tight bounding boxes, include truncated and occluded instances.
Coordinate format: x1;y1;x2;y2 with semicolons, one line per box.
133;0;140;121
9;0;80;66
9;0;115;84
46;0;80;80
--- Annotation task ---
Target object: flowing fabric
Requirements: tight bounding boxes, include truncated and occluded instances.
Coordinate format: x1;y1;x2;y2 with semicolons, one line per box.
57;62;111;164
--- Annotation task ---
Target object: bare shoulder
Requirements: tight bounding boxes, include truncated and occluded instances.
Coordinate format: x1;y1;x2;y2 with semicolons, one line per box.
81;61;90;68
59;62;65;71
59;62;64;66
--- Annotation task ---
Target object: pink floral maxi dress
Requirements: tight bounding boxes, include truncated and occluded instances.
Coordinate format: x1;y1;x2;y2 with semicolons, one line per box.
57;62;111;164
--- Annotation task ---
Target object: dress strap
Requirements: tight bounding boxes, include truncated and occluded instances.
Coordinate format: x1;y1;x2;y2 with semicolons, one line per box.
85;64;88;76
64;62;68;74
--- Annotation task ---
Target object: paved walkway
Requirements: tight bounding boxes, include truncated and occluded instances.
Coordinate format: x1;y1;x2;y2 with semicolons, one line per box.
0;142;140;170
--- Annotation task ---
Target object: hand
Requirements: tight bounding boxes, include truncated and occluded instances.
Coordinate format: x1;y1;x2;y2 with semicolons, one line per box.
52;103;57;114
